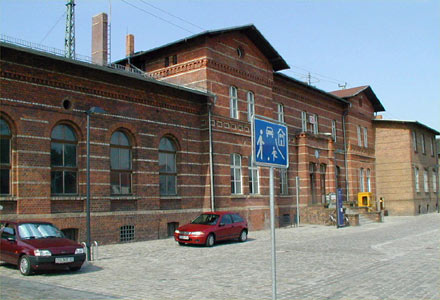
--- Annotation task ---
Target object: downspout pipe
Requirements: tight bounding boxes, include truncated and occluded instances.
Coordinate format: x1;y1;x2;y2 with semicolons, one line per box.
208;96;217;211
342;108;349;202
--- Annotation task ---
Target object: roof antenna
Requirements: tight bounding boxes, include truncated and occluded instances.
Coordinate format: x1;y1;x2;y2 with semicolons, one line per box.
338;82;347;89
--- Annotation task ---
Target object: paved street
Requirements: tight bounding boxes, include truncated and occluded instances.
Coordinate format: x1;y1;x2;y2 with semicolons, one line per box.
1;214;439;300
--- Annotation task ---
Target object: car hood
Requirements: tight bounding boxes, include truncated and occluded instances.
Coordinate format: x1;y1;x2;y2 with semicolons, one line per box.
178;223;213;232
22;238;81;255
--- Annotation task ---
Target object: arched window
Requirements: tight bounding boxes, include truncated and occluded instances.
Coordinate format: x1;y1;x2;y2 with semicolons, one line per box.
247;91;255;122
159;137;177;196
0;118;11;195
51;124;77;194
230;86;238;119
110;131;132;195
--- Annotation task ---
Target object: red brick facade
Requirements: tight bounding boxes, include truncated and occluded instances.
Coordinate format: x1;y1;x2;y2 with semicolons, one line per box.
1;25;392;245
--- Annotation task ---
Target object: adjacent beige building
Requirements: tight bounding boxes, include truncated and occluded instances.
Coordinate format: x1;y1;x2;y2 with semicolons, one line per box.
374;119;439;215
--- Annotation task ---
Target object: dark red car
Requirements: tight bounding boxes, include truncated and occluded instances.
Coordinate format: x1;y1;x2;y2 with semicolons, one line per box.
0;221;86;275
174;212;248;247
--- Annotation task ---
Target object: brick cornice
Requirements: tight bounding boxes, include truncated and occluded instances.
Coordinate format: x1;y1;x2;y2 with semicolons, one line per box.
149;58;273;87
1;70;200;115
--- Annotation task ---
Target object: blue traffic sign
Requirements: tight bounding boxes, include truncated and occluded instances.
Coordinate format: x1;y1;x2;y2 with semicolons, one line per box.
253;117;289;168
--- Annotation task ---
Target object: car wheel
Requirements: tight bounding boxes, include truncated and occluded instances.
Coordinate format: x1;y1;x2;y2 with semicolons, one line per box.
19;255;32;276
69;266;81;272
205;234;215;247
239;230;248;242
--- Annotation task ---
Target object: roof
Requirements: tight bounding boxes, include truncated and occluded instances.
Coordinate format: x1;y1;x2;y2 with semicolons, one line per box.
115;24;289;71
373;119;440;135
330;85;385;112
0;42;212;100
275;73;349;105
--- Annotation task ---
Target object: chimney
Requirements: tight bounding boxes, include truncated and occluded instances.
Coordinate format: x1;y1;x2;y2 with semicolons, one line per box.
92;13;108;65
126;34;135;57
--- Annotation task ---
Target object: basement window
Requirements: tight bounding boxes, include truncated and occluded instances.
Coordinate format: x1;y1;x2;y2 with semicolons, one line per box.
120;225;135;242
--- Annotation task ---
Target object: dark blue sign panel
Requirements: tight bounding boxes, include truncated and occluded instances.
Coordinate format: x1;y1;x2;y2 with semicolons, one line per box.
253;118;288;168
336;188;345;228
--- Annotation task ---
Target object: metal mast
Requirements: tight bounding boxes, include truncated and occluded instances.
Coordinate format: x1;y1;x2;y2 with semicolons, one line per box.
65;0;75;58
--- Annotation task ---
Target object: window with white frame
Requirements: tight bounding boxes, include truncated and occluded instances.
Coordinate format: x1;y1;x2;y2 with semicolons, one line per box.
414;167;420;193
357;126;362;147
301;111;307;132
230;86;238;119
359;168;365;192
430;137;434;156
363;127;368;148
412;131;417;152
433;169;437;192
277;103;284;123
423;169;429;192
279;168;288;195
230;153;242;194
247;91;255;122
248;156;259;194
331;120;337;142
366;169;371;192
159;137;177;196
421;134;425;154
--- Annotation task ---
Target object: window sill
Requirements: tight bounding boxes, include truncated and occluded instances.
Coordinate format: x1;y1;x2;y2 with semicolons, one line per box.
51;196;85;201
109;195;138;200
230;194;245;199
0;196;16;201
160;196;181;200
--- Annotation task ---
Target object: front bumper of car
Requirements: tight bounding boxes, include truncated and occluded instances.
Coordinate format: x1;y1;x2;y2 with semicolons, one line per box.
27;253;86;270
174;232;207;245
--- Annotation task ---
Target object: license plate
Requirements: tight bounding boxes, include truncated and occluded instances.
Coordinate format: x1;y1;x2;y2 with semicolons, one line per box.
179;235;189;240
55;257;74;264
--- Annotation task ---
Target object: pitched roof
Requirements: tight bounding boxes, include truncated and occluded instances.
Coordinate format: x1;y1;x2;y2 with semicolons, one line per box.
330;85;385;112
274;73;349;105
373;119;440;135
114;24;289;71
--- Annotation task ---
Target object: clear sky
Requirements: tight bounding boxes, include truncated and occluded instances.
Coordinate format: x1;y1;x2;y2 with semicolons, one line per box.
1;0;439;132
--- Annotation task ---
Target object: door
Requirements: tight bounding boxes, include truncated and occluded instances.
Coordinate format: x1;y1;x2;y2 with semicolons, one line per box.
320;164;326;204
0;224;18;264
310;163;317;204
216;214;234;240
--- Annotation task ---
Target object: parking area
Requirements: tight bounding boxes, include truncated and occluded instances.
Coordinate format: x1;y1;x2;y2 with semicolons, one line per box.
1;214;439;300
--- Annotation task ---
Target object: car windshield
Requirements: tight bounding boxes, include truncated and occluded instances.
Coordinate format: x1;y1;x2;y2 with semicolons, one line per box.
18;223;65;239
191;214;219;225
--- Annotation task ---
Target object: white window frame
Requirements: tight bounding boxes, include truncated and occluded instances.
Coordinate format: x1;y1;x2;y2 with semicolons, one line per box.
415;167;420;193
421;134;425;154
248;156;259;194
247;91;255;122
357;126;362;147
230;153;242;194
332;120;337;142
412;131;417;152
359;168;365;192
277;103;284;123
230;86;238;119
366;169;371;192
363;127;368;148
301;111;307;132
279;168;288;195
433;170;437;193
423;169;429;192
430;137;434;156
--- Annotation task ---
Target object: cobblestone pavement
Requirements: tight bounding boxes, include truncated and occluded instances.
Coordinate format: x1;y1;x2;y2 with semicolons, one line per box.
1;214;439;300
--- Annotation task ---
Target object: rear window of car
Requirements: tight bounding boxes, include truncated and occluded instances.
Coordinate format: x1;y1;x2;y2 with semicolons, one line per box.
231;214;244;223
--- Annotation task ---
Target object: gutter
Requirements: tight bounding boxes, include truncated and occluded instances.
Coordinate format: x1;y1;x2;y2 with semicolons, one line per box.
342;108;349;202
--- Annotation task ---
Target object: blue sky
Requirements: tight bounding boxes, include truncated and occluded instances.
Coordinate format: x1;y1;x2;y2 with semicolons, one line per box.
1;0;439;132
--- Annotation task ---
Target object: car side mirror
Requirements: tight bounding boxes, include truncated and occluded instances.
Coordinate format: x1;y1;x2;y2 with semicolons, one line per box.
219;223;225;227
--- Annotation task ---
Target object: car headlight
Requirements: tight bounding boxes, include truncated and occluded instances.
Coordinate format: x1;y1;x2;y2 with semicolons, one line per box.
190;231;205;236
75;248;85;254
174;230;180;234
34;249;52;257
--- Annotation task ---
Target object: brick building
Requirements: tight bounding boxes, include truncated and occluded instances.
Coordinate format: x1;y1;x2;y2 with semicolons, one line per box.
1;21;391;244
374;119;439;215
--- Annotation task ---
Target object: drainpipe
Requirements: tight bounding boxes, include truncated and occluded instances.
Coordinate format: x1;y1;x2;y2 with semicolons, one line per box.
208;96;217;211
342;109;349;202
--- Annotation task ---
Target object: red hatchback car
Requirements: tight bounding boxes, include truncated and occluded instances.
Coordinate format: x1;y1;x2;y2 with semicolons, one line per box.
174;212;248;247
0;221;86;275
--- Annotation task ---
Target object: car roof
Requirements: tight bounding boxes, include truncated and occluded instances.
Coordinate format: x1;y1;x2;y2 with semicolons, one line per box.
202;211;238;216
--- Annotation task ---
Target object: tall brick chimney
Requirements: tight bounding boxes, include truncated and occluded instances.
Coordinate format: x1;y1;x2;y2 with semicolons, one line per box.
126;34;134;57
92;13;108;65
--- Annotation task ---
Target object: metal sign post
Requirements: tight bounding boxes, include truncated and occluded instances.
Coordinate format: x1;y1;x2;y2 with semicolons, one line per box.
252;117;288;300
